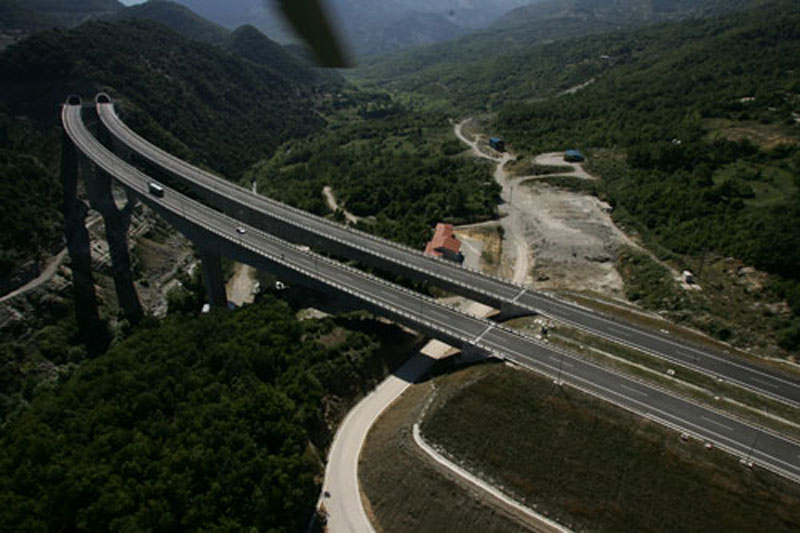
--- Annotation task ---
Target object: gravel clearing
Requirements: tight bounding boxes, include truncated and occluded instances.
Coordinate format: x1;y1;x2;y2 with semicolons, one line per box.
455;118;628;297
516;180;625;296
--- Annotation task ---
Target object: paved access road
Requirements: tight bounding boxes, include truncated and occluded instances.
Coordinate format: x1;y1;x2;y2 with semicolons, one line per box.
67;101;800;485
323;353;434;533
98;100;800;407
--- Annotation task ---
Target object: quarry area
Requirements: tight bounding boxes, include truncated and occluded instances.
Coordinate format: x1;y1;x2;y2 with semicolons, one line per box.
453;118;630;299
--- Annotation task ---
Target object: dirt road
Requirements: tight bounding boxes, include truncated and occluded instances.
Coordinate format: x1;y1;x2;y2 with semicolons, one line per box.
454;119;632;296
454;119;527;285
323;119;641;531
0;214;105;304
0;249;68;304
323;185;361;224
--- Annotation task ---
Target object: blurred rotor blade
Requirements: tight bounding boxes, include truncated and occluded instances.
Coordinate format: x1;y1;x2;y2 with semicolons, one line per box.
273;0;350;68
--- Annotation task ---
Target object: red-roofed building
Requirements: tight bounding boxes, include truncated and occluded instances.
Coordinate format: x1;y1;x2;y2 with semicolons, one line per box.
424;223;464;263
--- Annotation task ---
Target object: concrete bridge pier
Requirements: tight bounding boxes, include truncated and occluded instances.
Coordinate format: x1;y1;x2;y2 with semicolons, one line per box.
85;165;144;325
199;249;227;307
61;128;104;350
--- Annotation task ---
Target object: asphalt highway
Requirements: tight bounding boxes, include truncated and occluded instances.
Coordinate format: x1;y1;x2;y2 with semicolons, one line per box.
97;99;800;407
66;101;800;484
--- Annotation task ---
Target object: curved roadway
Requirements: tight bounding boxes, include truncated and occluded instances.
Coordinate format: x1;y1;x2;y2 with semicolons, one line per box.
65;101;800;487
97;100;800;408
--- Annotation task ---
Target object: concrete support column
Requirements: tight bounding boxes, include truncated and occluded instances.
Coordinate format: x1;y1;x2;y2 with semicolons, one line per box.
200;250;227;307
86;166;144;325
61;129;104;351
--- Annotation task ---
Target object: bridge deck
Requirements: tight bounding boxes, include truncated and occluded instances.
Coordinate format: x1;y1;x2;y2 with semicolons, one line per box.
63;101;800;484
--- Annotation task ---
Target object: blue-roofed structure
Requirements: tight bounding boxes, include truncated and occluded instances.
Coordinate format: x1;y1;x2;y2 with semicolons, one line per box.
564;149;584;162
489;137;505;152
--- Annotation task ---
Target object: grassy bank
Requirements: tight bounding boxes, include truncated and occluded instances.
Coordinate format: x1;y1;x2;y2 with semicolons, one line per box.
421;364;800;532
359;368;532;532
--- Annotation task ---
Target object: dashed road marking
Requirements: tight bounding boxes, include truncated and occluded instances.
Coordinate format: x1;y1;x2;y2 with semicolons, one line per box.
620;384;648;397
751;377;780;389
701;416;734;432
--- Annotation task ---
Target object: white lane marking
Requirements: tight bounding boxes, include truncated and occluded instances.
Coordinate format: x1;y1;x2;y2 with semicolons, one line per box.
546;355;574;368
620;384;648;397
701;416;734;432
511;288;527;304
751;377;780;389
500;343;800;477
606;326;631;337
542;298;800;391
104;104;800;399
472;323;495;345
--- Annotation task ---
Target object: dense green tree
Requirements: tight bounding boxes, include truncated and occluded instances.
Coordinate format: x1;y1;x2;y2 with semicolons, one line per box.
0;17;337;280
490;1;800;313
0;298;394;530
251;99;499;249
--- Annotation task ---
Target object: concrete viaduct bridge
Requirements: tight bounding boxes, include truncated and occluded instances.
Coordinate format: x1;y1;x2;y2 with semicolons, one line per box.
61;95;800;483
91;94;800;409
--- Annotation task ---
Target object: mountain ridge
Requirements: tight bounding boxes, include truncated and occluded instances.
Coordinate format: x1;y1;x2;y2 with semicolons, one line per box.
493;0;758;29
113;0;229;44
0;17;327;279
172;0;538;56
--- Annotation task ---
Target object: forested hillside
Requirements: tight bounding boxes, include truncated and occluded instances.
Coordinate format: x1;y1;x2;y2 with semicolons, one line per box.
14;0;121;25
353;0;761;100
224;24;339;88
355;0;800;351
493;0;754;29
0;17;333;282
173;0;534;56
1;0;121;49
0;298;406;530
113;0;229;44
249;93;499;249
494;2;800;348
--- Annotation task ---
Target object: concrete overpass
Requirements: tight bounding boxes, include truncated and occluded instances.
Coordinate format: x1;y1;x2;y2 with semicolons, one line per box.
62;97;800;484
95;94;800;409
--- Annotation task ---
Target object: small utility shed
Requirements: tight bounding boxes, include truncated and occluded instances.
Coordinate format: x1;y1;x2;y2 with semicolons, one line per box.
489;137;505;152
425;223;464;263
564;149;584;162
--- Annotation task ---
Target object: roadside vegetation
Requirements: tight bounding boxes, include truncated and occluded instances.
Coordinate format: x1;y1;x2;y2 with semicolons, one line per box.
0;291;88;426
2;0;799;528
421;363;800;532
0;297;412;530
508;316;800;441
493;3;800;351
359;368;531;532
357;0;800;356
248;93;499;249
0;17;338;282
